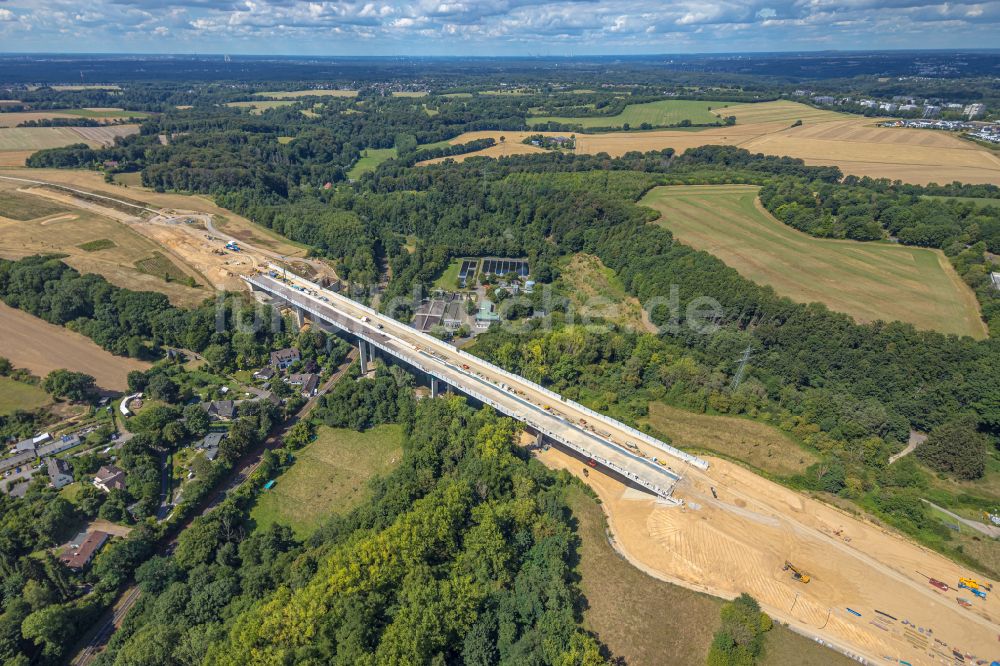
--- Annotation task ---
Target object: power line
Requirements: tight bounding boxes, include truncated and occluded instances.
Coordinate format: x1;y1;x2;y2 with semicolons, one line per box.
729;343;753;391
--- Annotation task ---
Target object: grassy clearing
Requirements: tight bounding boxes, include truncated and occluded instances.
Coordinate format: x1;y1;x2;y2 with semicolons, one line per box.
641;185;986;338
277;136;294;145
250;424;403;538
645;402;817;476
58;108;151;120
224;100;296;114
391;91;427;98
566;486;851;665
257;89;357;99
346;147;397;180
923;195;1000;209
529;99;724;129
134;251;191;283
0;376;49;415
0;189;66;220
432;257;465;290
559;253;652;332
77;238;116;252
440;92;473;98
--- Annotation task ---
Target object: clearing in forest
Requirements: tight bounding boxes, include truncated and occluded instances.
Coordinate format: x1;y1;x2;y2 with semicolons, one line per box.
559;253;655;332
250;424;403;537
347;147;397;179
640;184;986;338
0;376;50;415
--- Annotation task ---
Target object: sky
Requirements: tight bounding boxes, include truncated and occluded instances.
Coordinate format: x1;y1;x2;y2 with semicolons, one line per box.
1;0;998;55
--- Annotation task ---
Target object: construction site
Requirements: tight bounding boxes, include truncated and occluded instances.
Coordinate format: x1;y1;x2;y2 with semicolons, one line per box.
0;172;338;296
536;445;1000;666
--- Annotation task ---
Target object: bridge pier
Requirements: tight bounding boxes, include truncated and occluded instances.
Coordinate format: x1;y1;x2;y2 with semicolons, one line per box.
358;340;369;374
431;377;441;398
293;306;307;329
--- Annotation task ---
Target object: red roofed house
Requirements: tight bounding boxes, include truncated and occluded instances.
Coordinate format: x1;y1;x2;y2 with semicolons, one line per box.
93;465;126;493
59;531;109;570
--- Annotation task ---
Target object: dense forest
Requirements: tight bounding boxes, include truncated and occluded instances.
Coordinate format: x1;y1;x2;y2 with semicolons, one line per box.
92;381;604;666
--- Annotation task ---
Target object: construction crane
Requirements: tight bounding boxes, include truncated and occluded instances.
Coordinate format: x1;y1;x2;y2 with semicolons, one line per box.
783;561;811;584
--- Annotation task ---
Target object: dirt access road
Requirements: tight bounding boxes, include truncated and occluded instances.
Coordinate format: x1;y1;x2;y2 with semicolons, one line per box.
0;173;338;292
538;445;1000;666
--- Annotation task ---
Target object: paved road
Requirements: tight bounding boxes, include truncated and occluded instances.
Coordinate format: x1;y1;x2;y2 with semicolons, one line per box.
249;270;707;499
922;499;1000;539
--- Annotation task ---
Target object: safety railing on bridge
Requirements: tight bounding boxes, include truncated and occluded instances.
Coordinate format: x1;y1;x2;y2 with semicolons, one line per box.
250;270;710;475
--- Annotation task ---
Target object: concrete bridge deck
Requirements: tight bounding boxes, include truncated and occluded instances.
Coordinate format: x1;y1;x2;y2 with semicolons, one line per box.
245;268;708;501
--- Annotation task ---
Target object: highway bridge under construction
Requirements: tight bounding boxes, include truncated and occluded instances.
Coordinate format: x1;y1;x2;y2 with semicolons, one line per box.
245;267;708;502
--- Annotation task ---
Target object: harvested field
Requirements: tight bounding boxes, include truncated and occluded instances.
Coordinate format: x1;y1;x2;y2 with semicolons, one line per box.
416;131;551;165
641;184;986;338
0;188;65;219
646;402;818;476
539;445;1000;666
50;85;121;91
529;99;725;129
134;251;190;282
391;91;428;97
0;124;139;166
559;253;655;332
423;101;1000;185
0;301;149;391
256;89;357;99
250;425;402;537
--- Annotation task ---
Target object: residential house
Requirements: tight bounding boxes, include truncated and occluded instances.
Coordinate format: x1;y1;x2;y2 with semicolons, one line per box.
253;366;276;381
0;451;36;474
36;434;80;458
198;432;225;462
59;531;110;570
270;348;300;370
204;400;236;421
812;95;835;104
93;465;126;493
47;458;74;489
286;373;320;397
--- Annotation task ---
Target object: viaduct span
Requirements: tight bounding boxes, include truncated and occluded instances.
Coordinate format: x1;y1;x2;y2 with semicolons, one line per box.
245;267;708;502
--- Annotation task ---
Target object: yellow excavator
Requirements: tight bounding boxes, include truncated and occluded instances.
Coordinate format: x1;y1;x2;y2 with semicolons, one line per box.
783;561;811;584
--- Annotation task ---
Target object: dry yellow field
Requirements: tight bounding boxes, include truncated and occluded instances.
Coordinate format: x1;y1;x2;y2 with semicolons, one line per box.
0;124;139;166
418;100;1000;185
641;185;986;338
0;301;149;391
256;89;357;99
416;130;555;165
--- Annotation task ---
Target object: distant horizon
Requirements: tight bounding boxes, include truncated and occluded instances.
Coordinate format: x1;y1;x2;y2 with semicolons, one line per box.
2;48;1000;59
4;0;999;56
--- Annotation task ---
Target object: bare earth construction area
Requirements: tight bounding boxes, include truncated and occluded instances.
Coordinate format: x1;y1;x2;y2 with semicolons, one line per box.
640;184;986;339
538;446;1000;666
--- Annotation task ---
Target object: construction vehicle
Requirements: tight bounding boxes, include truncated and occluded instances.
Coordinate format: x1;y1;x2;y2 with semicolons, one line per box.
225;241;240;252
959;580;987;599
783;561;811;584
960;576;992;592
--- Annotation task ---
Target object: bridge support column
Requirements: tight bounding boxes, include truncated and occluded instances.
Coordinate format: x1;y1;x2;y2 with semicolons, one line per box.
294;306;307;329
431;377;441;398
358;340;368;374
